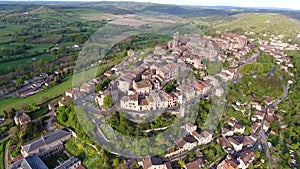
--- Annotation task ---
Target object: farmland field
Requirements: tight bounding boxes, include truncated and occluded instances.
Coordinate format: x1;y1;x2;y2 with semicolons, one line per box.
0;75;72;114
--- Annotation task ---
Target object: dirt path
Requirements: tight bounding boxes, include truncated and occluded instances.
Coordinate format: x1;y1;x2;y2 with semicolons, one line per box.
4;141;10;169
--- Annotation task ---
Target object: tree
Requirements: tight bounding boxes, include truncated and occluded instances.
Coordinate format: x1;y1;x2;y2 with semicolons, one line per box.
9;126;19;138
3;107;15;119
270;121;280;131
15;78;23;89
61;111;68;122
58;45;66;56
112;158;120;167
96;78;111;92
103;94;114;109
223;60;230;68
164;80;177;93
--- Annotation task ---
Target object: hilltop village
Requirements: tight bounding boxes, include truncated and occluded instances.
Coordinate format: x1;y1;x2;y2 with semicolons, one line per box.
6;30;298;169
109;32;248;114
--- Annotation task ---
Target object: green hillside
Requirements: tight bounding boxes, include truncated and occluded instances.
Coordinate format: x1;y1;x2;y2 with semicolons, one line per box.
214;13;300;37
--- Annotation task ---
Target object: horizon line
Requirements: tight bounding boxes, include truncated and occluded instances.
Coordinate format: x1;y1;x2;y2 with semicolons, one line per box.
0;0;299;11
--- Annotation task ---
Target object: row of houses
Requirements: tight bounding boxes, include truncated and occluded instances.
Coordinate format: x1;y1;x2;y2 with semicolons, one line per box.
138;156;205;169
138;123;212;169
118;76;213;112
16;71;62;98
165;123;213;158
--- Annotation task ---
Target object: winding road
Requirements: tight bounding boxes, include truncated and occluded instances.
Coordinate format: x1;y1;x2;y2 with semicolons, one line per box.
255;84;289;169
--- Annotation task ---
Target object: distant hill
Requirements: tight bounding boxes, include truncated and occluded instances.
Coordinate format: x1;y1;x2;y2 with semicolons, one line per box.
141;4;233;17
213;12;300;37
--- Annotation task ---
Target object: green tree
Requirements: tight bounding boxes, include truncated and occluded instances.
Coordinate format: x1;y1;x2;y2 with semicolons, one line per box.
15;78;23;89
223;60;230;68
270;121;280;131
112;158;120;167
103;94;114;109
58;45;66;56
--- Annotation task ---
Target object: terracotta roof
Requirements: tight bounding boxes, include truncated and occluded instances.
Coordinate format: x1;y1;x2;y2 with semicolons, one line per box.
194;80;207;90
228;136;244;146
76;165;86;169
226;159;239;168
121;96;129;102
160;91;173;100
238;150;255;165
185;158;203;169
142;157;164;169
135;80;152;89
139;98;149;106
165;63;178;70
218;137;230;148
254;111;264;117
228;119;236;126
243;137;251;147
142;69;156;76
222;127;232;134
251;123;261;132
267;108;275;115
176;138;187;149
191;131;202;140
166;162;173;169
226;68;235;73
234;122;245;129
129;94;138;101
264;96;275;104
80;83;92;91
202;130;212;137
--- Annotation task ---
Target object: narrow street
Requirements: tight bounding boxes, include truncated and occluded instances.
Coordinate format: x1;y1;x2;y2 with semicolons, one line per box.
256;84;289;169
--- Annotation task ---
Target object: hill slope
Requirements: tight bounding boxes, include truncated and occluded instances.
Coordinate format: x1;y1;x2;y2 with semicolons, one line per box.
214;13;300;37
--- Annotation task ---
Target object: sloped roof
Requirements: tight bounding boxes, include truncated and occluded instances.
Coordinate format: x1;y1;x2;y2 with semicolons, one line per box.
185;158;203;169
22;155;48;169
55;156;81;169
22;128;71;155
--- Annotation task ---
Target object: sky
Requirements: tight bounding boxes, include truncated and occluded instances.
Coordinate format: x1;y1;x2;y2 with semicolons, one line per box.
6;0;300;10
115;0;300;10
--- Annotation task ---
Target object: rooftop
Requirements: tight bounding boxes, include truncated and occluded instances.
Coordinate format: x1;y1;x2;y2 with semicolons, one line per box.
135;80;152;89
22;128;71;155
185;158;203;169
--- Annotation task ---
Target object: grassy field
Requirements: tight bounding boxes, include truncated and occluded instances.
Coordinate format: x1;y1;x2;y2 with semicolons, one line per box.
0;76;72;114
0;65;99;114
0;6;103;72
0;24;22;44
213;13;300;37
0;53;54;71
